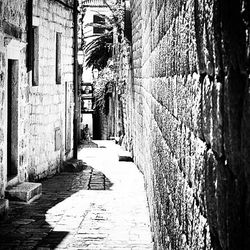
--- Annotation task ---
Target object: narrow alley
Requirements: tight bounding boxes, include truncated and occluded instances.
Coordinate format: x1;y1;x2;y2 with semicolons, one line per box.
0;141;152;249
1;0;250;249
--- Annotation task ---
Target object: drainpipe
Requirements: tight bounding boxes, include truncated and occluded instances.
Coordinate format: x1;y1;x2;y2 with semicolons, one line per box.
73;0;79;159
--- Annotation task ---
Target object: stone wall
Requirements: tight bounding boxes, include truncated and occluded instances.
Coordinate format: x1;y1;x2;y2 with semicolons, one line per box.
0;0;27;196
0;0;75;193
28;0;74;180
126;0;250;249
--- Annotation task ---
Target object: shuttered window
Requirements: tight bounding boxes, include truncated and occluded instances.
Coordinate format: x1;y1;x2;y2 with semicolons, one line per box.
56;32;62;84
32;26;39;86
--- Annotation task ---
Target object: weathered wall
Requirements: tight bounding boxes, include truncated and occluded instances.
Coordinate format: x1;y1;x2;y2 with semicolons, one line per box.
0;0;28;196
0;0;75;193
126;0;250;249
28;0;74;180
0;35;4;197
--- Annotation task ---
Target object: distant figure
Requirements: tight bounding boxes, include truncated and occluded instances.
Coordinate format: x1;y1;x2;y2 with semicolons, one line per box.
83;124;90;141
117;131;124;146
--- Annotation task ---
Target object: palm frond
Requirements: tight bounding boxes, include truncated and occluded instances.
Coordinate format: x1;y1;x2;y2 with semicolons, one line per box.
84;32;113;69
82;0;125;69
84;32;113;51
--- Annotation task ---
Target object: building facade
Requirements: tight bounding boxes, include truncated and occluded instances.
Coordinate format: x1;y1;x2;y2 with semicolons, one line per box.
28;0;75;180
0;0;28;197
0;0;76;203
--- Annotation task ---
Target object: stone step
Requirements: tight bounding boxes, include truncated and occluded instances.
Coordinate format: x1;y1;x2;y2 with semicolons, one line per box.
0;199;9;217
5;182;42;203
62;159;88;172
118;150;133;162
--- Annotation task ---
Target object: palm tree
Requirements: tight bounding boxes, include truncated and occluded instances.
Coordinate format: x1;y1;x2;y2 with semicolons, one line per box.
81;0;124;70
84;32;113;69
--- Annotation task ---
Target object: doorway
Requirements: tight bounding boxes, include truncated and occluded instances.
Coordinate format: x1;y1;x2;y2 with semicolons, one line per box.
7;59;19;179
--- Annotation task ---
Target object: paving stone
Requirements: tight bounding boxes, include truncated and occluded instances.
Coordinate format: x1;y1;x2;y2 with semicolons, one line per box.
0;140;152;249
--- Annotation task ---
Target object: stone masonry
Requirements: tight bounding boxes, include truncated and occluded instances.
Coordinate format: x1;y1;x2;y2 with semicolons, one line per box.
0;0;75;198
28;0;74;180
0;0;27;196
124;0;250;249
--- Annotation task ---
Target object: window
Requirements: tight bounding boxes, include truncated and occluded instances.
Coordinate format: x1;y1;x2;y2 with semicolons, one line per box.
93;15;105;34
56;32;62;84
32;26;39;86
81;83;93;113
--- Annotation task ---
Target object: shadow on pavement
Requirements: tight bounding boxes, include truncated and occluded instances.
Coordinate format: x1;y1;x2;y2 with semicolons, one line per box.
0;164;113;249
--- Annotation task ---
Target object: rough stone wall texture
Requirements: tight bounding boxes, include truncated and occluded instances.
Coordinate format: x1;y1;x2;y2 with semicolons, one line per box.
0;0;27;196
126;0;250;249
0;0;75;195
29;0;74;180
16;41;30;184
0;34;6;198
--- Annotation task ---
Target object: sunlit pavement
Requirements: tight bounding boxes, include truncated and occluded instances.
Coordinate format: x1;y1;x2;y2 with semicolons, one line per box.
0;140;153;249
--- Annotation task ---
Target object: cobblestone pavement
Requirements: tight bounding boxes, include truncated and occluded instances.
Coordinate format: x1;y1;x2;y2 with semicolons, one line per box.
0;141;153;249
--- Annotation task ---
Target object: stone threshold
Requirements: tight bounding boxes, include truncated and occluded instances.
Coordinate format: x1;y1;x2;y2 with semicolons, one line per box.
118;150;133;162
5;182;42;204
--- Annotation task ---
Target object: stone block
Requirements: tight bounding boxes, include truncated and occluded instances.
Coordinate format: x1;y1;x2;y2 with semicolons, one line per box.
211;80;223;156
5;182;42;203
202;75;213;144
118;150;133;162
0;148;2;163
0;128;3;143
62;159;88;172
